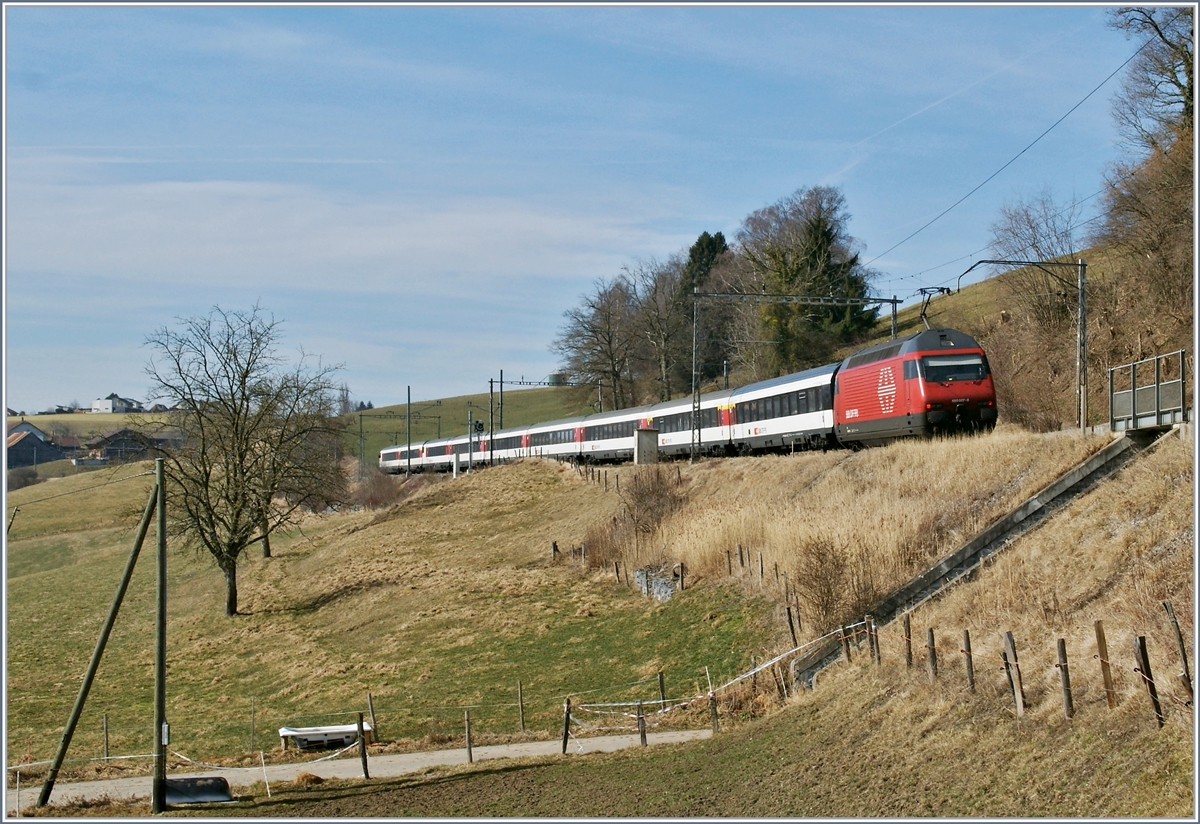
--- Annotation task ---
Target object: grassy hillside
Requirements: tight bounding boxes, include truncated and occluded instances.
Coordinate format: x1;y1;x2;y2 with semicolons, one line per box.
19;430;1191;818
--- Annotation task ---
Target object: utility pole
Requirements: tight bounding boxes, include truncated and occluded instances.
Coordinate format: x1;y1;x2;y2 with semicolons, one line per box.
406;386;411;477
954;259;1087;431
358;413;364;476
488;379;495;466
1077;259;1088;432
152;458;167;813
690;287;701;462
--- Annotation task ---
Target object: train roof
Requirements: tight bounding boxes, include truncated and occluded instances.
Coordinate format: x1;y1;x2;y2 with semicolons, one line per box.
731;362;837;397
839;328;982;371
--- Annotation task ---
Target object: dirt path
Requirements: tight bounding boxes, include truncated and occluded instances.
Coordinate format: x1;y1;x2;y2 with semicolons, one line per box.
9;729;711;813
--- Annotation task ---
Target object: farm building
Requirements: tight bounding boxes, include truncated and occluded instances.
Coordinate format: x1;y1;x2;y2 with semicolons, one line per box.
7;431;64;468
7;421;48;442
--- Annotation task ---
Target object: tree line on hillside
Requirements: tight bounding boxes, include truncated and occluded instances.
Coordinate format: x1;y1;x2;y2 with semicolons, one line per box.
983;7;1193;430
552;186;879;412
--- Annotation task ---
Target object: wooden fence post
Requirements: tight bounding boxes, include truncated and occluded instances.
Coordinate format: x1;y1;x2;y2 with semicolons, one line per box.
357;713;370;779
561;698;572;754
367;692;378;741
658;671;666;705
841;625;852;663
865;615;879;665
758;553;764;585
465;709;473;763
1133;635;1165;728
962;630;975;694
751;655;757;692
1163;601;1193;701
1095;620;1117;708
786;607;799;648
1057;639;1074;720
637;701;647;746
1002;632;1026;717
903;613;913;668
926;628;938;682
726;550;732;576
102;713;109;761
551;541;558;561
737;543;744;570
518;681;525;732
709;692;719;733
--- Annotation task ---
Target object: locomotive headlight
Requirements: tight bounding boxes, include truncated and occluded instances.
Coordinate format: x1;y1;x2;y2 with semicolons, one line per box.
925;402;943;410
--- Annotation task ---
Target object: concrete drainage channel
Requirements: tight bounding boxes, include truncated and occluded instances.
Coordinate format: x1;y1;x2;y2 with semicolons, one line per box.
796;427;1178;686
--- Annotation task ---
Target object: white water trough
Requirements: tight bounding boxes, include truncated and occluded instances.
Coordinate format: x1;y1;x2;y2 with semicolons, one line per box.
278;722;372;750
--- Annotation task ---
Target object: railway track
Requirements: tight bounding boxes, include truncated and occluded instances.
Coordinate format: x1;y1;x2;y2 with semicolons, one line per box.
795;426;1180;685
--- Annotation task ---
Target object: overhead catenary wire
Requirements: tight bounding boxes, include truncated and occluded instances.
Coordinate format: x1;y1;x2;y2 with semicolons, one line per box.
879;189;1111;297
863;34;1157;273
5;470;155;512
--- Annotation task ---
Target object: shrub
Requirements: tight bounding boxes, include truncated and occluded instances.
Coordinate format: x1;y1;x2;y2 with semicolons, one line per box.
7;467;38;491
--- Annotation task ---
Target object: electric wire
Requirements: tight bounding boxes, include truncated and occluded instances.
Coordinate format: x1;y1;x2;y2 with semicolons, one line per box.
863;35;1157;272
5;470;155;512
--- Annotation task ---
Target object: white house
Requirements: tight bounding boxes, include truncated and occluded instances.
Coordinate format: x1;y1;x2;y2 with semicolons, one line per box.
92;394;144;414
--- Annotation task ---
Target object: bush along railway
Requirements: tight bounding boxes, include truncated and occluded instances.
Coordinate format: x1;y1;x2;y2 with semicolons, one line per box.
379;328;998;473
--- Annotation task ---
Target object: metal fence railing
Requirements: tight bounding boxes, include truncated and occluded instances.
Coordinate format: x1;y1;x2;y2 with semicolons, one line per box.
1109;349;1189;431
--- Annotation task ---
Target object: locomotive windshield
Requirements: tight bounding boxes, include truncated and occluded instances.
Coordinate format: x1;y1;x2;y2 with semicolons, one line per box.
921;354;988;383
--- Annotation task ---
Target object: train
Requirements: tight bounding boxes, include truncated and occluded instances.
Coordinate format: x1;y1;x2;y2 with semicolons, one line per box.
379;328;997;473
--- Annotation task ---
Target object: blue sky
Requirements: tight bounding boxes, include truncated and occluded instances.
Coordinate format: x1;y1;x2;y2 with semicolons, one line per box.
4;4;1136;413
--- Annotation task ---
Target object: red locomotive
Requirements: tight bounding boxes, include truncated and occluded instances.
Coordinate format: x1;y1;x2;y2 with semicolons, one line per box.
833;328;997;445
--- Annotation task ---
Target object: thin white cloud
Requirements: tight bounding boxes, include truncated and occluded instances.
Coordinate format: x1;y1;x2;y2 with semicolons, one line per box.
6;175;679;296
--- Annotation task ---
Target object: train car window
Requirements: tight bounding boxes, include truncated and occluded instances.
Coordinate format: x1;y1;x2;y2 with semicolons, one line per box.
903;360;919;380
921;355;987;383
819;385;832;410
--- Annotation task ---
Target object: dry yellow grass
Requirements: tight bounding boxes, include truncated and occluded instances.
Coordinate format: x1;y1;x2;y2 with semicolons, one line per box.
623;425;1109;633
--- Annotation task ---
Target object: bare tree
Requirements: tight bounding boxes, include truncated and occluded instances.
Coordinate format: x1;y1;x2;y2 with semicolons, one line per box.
144;305;346;616
627;257;688;402
1095;124;1194;315
988;187;1083;327
1095;8;1194;318
1108;7;1194;151
552;277;638;410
